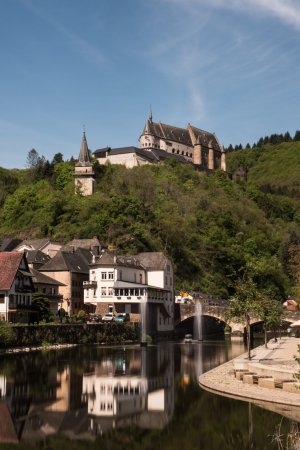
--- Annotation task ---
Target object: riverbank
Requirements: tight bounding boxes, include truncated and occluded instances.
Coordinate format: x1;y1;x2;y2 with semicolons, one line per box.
199;337;300;408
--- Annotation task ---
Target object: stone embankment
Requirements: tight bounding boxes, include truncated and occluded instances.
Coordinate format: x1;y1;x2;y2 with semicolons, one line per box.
0;343;78;355
199;337;300;408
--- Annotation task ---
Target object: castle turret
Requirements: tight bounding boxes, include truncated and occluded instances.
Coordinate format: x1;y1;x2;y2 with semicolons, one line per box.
208;141;215;170
74;132;95;196
193;135;202;166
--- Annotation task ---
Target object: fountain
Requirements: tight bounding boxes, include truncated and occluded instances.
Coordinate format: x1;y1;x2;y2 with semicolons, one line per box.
194;299;203;341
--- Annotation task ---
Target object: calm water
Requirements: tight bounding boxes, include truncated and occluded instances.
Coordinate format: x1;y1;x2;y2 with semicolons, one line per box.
0;338;298;450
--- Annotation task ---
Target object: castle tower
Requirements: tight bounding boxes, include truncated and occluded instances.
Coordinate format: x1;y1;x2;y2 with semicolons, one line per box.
193;135;202;166
139;110;158;150
74;132;95;196
208;141;215;170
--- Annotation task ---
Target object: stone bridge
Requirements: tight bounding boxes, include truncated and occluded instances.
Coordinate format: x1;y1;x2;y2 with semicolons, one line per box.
175;303;300;335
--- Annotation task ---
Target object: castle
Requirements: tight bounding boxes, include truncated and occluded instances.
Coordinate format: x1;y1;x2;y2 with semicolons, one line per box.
75;114;226;195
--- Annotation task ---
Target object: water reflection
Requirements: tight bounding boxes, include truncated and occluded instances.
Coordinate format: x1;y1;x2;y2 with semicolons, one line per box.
0;340;299;448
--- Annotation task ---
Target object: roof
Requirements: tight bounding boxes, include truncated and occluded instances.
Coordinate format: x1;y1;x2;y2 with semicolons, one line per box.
76;132;92;167
65;237;101;250
136;252;170;270
141;118;222;151
91;251;145;269
16;238;50;251
150;148;189;163
91;251;170;271
93;146;157;162
40;250;90;274
30;267;65;286
15;238;61;251
0;238;22;252
25;250;51;265
0;252;23;290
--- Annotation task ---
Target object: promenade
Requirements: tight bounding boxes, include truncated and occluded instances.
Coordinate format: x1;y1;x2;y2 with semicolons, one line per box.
199;337;300;411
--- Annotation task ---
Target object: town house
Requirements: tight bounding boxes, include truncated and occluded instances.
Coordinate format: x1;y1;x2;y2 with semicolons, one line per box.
0;252;35;322
83;251;174;338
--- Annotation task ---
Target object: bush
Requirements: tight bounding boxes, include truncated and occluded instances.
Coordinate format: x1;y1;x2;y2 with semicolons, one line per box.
0;321;17;348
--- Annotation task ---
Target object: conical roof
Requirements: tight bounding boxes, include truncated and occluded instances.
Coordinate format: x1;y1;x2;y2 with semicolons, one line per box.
76;132;92;166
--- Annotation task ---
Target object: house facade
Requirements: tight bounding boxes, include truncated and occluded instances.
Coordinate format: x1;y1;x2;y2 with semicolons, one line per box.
83;251;174;338
30;268;64;315
40;250;91;316
0;252;35;322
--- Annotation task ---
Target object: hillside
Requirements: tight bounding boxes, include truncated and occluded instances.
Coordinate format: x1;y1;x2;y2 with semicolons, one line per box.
0;144;299;299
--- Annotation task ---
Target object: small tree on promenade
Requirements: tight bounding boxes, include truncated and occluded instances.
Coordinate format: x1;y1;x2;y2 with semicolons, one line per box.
226;278;261;360
257;294;283;348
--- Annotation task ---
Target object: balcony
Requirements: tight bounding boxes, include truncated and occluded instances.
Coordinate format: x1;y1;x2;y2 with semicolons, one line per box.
83;280;97;289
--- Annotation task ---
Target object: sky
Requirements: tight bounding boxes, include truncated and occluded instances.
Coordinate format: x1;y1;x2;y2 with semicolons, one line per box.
1;0;300;168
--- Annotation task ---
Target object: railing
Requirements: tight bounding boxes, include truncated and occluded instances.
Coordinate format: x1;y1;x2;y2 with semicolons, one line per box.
83;281;97;288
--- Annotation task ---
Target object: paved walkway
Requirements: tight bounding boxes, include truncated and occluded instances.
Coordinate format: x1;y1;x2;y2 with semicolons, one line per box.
199;337;300;408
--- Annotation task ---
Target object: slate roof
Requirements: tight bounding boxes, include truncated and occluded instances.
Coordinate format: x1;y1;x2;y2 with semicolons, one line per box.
136;252;169;270
93;146;157;162
30;267;65;286
91;251;169;271
0;252;23;290
25;250;51;266
91;251;144;269
65;237;101;251
142;119;222;151
0;238;22;252
150;148;189;163
40;250;90;274
76;132;92;167
16;238;60;251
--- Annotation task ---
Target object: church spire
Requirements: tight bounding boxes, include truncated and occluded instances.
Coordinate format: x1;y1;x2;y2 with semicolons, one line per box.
76;131;91;166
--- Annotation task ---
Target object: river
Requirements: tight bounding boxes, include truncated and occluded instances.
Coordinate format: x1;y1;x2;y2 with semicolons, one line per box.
0;338;298;449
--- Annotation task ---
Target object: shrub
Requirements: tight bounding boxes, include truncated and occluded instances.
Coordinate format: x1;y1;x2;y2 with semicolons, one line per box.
0;321;17;347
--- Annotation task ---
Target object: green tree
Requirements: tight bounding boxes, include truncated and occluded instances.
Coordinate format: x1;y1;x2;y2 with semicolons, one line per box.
226;278;261;359
51;152;64;165
26;148;40;168
31;292;51;323
257;295;283;348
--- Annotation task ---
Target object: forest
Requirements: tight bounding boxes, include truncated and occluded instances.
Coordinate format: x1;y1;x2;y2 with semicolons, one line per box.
0;141;299;300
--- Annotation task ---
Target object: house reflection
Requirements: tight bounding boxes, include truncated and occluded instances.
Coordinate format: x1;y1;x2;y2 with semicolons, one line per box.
82;345;175;435
0;345;175;442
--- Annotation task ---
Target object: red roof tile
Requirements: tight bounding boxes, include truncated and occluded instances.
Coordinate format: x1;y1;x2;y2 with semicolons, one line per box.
0;252;23;290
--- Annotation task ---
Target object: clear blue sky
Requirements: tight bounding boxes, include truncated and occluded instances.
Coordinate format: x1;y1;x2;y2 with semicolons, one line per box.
1;0;300;168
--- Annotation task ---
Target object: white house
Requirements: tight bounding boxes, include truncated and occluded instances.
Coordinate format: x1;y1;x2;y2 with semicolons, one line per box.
83;251;174;337
0;252;34;322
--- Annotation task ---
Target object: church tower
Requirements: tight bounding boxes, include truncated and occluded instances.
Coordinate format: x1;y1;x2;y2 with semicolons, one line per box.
74;131;95;196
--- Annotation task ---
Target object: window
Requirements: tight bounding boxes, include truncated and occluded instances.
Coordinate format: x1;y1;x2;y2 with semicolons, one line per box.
101;287;107;296
139;274;142;283
0;294;5;304
108;287;114;296
108;272;114;280
101;272;107;280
